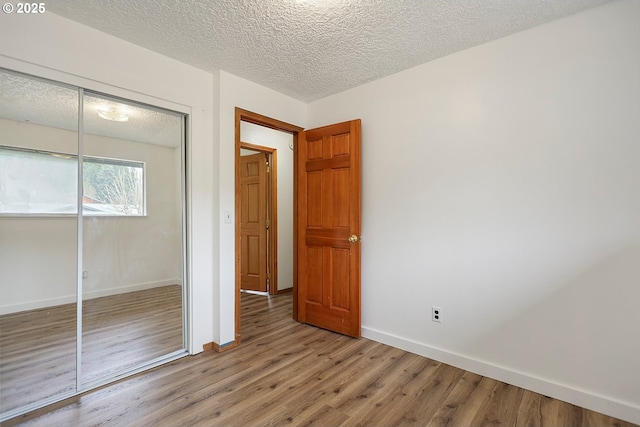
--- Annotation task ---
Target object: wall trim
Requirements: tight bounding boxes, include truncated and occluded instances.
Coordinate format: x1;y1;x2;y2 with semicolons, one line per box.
213;340;239;353
0;279;182;315
362;326;640;425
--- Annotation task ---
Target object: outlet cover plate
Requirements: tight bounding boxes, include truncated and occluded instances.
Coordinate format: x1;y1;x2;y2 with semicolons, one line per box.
432;306;442;323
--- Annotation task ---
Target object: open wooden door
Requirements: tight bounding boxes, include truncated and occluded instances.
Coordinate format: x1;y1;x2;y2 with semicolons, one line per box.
297;119;361;337
240;152;268;292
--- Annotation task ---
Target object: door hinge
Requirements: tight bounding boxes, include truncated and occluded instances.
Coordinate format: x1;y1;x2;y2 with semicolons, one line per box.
267;273;271;280
265;219;270;229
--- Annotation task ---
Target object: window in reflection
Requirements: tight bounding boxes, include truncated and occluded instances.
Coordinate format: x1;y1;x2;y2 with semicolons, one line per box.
0;146;145;216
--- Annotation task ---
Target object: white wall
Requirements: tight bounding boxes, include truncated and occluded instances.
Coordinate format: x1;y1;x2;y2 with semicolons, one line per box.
3;1;638;423
241;122;295;291
0;12;215;354
216;71;306;345
308;0;640;423
0;119;182;314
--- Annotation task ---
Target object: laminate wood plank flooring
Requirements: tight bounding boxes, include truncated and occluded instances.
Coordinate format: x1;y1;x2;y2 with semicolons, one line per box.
3;292;637;427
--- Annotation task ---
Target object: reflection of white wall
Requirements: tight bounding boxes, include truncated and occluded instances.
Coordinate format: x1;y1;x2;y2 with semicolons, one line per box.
240;121;294;291
0;119;182;314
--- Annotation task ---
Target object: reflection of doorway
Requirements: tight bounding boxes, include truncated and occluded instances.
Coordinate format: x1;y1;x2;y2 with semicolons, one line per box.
239;146;273;294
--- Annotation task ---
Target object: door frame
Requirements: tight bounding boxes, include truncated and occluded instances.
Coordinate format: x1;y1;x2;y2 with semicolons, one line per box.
239;142;277;295
234;108;304;344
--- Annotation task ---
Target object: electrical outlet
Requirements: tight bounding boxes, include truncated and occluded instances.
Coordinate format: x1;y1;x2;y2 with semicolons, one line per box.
432;306;442;323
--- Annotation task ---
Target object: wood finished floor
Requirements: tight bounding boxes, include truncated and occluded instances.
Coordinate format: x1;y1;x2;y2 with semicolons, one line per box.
3;292;636;427
0;285;183;414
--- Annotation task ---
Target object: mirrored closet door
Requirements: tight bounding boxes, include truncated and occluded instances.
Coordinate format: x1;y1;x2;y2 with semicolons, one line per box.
0;69;188;421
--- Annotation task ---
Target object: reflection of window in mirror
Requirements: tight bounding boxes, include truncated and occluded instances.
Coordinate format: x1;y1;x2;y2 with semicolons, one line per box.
0;146;145;216
83;157;145;216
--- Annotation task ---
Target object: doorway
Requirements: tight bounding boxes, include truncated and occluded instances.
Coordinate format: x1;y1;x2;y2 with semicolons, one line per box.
235;109;363;343
234;109;303;344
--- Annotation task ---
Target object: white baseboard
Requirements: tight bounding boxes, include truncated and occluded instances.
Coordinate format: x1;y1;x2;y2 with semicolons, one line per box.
0;279;182;315
362;326;640;426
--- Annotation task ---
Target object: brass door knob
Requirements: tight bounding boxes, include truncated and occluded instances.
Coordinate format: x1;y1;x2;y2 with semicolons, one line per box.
348;234;359;243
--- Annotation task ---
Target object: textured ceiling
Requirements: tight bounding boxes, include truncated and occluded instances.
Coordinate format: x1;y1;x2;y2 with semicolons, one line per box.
47;0;611;102
0;70;183;147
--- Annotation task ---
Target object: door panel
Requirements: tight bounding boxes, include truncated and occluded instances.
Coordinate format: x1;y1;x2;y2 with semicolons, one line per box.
297;119;361;337
307;172;323;226
331;248;350;309
240;153;268;292
306;247;323;303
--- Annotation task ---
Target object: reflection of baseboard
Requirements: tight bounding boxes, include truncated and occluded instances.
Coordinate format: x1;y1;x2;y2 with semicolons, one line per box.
83;279;181;300
0;280;182;315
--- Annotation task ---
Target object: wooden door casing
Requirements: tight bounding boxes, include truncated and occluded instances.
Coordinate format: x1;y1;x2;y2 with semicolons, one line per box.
240;153;268;292
297;119;362;337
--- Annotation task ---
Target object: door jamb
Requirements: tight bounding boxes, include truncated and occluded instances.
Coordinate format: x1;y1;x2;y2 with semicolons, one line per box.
234;108;304;345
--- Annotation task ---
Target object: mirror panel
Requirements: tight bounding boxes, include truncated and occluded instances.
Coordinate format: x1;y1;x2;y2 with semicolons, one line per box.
80;93;185;385
0;70;79;414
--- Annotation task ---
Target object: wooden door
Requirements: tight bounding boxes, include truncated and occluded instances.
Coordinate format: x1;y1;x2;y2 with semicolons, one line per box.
240;153;268;292
297;119;361;337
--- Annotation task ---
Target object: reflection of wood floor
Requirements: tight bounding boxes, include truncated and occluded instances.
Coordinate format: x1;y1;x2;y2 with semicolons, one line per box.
0;285;183;415
5;292;636;427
